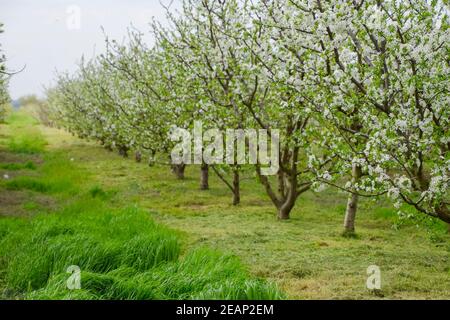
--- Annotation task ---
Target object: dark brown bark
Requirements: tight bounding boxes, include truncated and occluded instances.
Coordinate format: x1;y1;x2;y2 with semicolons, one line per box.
257;168;282;209
278;170;286;199
278;199;295;220
344;164;362;234
277;170;299;220
171;164;186;180
200;163;209;190
232;169;240;205
435;202;450;224
118;145;129;158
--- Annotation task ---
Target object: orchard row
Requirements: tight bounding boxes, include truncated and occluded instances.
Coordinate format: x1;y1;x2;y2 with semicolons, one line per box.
46;0;450;232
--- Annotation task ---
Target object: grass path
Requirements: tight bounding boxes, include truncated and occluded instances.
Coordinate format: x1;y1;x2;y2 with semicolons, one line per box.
1;111;449;299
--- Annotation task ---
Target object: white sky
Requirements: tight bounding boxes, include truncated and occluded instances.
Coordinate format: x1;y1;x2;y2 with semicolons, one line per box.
0;0;181;99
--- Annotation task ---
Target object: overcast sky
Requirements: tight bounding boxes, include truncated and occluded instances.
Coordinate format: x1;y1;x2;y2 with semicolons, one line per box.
0;0;181;100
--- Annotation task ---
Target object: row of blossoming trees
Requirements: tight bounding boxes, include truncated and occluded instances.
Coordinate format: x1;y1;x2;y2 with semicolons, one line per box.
47;0;449;234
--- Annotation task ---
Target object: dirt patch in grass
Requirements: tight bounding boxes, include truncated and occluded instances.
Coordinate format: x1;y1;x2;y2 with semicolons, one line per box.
0;190;30;216
0;190;56;217
0;151;43;165
244;198;271;207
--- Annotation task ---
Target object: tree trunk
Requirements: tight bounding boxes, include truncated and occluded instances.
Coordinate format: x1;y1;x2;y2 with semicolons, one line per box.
276;175;298;220
118;145;129;158
344;193;358;234
277;170;286;199
343;164;362;234
278;204;292;220
200;163;209;190
148;151;156;167
257;167;300;220
171;164;185;180
232;169;240;205
255;144;310;220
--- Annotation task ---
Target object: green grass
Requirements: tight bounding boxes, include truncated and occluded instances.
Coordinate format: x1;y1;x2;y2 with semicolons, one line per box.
0;161;36;170
88;186;115;200
4;160;78;195
78;151;450;299
0;202;282;300
7;130;47;154
0;112;283;300
0;110;449;299
5;177;51;193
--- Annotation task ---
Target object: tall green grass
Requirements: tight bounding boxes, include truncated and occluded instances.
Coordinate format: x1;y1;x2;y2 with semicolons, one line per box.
5;177;51;193
0;200;283;300
8;131;47;154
